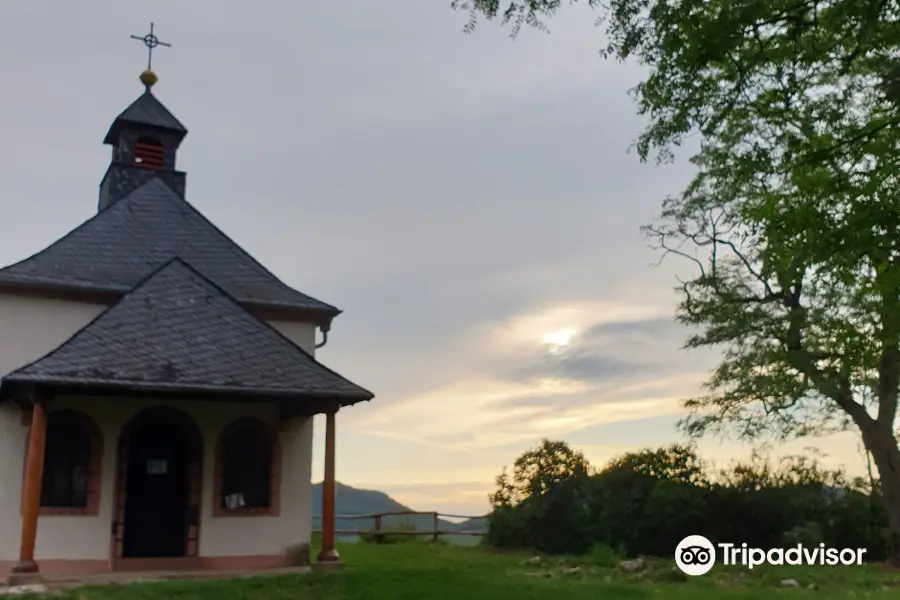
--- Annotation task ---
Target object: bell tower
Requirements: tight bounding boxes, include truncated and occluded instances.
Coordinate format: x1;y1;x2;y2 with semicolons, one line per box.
98;24;188;212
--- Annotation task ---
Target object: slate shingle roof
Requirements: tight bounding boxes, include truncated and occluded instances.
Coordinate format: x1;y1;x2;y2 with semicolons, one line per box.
103;89;187;144
1;258;373;402
0;177;339;320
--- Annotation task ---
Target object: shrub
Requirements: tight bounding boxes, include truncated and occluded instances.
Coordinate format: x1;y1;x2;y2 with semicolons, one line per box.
523;477;593;555
640;479;710;556
783;522;825;547
487;477;593;555
587;466;657;556
586;543;622;568
823;489;888;560
486;505;530;549
485;442;888;561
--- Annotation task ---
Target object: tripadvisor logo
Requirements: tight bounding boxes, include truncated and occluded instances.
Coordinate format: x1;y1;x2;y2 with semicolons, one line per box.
676;535;716;576
675;535;867;576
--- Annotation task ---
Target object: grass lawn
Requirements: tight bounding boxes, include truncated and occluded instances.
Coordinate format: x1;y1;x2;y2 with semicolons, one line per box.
50;541;900;599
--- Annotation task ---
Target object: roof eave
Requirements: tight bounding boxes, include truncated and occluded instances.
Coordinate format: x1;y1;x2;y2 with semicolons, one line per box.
103;120;188;146
0;375;374;404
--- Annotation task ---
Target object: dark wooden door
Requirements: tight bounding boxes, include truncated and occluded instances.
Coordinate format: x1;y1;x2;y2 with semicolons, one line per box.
121;421;190;558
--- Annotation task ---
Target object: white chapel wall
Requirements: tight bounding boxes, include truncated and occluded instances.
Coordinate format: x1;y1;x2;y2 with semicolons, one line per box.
0;295;106;562
0;295;106;380
267;319;317;355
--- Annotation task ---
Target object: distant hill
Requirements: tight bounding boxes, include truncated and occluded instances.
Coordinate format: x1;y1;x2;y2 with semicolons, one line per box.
310;482;487;535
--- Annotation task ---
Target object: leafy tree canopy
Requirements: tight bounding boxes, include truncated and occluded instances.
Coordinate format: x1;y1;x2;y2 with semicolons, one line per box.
490;438;591;507
606;443;707;485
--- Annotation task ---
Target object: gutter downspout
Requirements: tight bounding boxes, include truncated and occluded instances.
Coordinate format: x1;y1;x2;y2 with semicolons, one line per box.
315;326;329;349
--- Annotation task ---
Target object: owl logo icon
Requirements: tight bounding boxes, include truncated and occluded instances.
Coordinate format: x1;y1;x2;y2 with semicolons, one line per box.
675;535;716;576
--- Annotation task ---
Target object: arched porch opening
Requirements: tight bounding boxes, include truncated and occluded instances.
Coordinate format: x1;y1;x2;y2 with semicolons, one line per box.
113;406;204;561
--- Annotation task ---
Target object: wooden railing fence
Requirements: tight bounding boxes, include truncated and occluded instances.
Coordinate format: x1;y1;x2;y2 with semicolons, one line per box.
312;510;487;543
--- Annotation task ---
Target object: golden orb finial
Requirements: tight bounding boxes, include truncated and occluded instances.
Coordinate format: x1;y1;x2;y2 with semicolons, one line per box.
139;69;158;88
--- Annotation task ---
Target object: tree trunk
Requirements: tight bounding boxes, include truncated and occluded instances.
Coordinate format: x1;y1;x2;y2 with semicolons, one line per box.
864;426;900;566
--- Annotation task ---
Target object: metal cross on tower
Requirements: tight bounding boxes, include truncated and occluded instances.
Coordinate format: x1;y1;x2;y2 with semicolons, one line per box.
130;22;171;71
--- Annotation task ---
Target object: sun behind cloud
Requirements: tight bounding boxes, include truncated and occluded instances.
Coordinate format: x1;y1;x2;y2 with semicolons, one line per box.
541;328;576;350
487;300;667;353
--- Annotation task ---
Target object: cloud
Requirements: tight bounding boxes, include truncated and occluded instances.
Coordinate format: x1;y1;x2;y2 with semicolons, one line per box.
483;304;700;388
363;372;705;450
584;316;686;339
505;315;691;384
485;301;670;350
348;298;713;454
513;351;648;384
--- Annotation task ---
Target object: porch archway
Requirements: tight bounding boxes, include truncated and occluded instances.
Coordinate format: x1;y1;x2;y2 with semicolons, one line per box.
113;406;204;560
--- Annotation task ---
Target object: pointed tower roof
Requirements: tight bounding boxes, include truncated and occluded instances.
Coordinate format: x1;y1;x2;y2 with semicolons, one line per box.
103;87;187;145
1;259;373;404
104;24;186;145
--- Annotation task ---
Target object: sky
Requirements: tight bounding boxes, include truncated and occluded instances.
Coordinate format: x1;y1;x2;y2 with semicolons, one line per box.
0;1;867;516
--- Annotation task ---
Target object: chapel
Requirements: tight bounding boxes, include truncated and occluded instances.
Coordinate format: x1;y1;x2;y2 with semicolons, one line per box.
0;30;372;584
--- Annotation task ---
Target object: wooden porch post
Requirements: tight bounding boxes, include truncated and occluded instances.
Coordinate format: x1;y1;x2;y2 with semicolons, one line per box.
9;398;48;585
317;407;340;564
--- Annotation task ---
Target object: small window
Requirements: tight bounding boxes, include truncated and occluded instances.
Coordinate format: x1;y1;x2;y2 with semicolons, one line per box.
133;137;165;170
219;421;273;510
40;413;94;508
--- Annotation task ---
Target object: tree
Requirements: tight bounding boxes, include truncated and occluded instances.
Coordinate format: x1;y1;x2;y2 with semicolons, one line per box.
606;444;707;485
588;445;708;554
488;439;593;553
490;438;591;507
452;0;900;562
